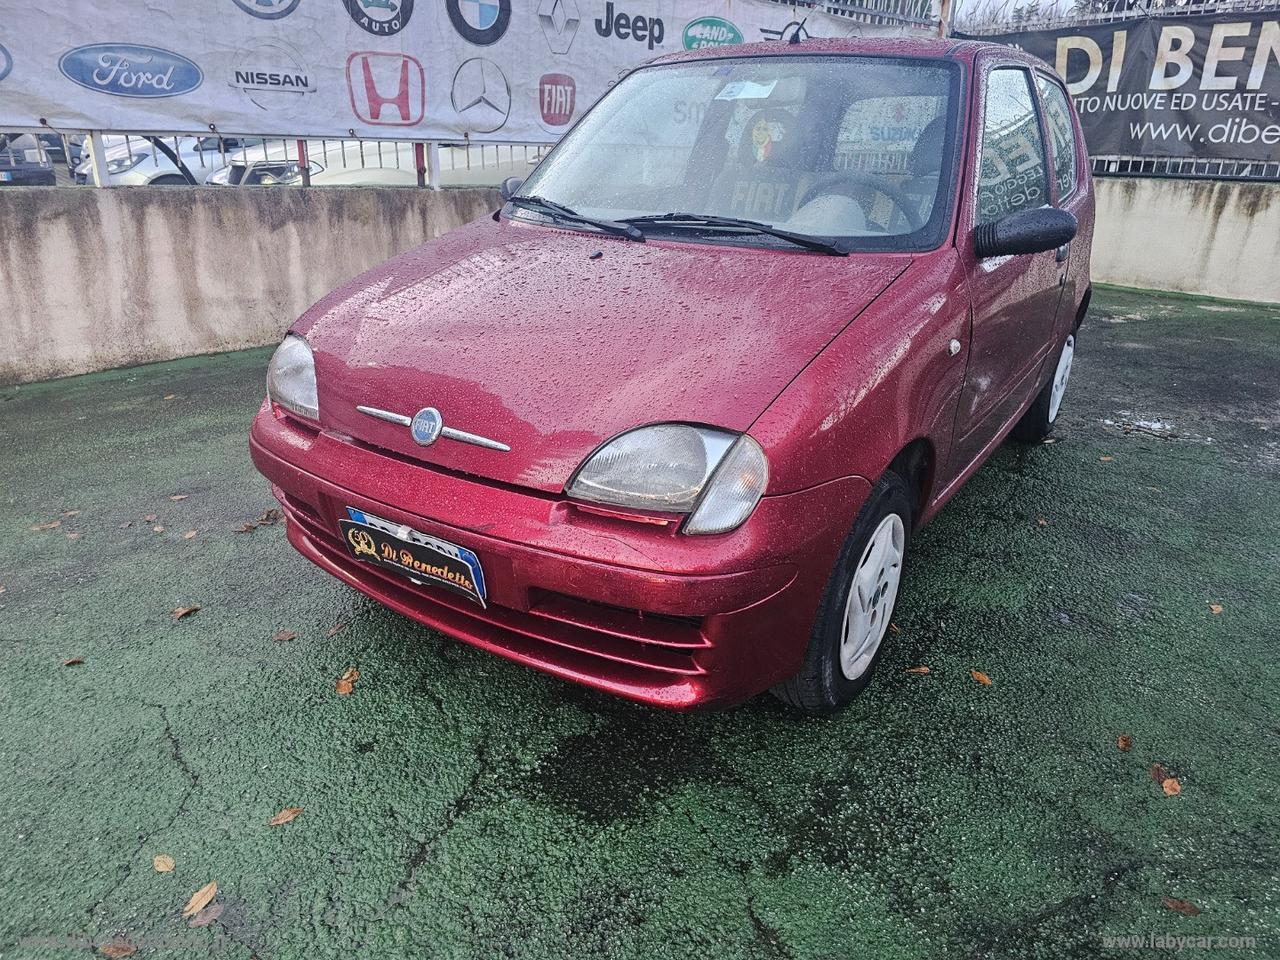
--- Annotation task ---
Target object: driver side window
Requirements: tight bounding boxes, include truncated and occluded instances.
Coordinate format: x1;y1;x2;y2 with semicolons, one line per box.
977;68;1050;224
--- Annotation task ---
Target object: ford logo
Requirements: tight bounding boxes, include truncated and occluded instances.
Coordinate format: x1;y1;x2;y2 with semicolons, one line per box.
59;44;203;99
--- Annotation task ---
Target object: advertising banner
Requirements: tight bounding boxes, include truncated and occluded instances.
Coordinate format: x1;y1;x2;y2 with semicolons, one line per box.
956;13;1280;162
0;0;909;142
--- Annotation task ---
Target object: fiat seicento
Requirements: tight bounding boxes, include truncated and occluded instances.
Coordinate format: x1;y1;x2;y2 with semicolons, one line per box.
251;37;1093;713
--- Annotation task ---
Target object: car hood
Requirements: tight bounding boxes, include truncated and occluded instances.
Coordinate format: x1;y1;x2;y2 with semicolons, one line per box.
300;217;910;494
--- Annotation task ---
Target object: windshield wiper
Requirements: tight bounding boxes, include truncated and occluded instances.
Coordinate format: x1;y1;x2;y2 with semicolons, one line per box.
622;212;846;256
508;195;644;242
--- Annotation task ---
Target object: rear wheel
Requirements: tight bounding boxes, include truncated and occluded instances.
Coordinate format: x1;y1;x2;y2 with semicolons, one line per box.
1011;329;1075;444
772;471;913;714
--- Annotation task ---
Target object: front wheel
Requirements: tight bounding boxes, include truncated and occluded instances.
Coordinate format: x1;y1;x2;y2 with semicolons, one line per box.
1011;329;1075;444
772;471;913;714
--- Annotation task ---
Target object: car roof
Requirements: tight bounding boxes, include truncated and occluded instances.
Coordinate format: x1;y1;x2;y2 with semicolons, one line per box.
648;35;1040;70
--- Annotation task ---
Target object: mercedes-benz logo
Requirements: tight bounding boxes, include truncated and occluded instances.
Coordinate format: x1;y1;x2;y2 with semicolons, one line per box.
450;57;511;133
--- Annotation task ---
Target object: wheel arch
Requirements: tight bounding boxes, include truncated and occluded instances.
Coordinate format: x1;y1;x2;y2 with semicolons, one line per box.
885;437;936;529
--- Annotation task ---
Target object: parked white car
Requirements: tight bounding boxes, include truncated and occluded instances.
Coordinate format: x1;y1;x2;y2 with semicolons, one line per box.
74;136;263;186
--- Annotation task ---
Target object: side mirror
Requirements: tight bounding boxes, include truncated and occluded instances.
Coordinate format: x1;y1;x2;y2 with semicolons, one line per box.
500;176;524;201
974;207;1077;259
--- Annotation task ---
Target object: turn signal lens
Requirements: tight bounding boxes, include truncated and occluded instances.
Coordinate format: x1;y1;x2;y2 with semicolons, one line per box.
684;436;769;535
266;334;319;422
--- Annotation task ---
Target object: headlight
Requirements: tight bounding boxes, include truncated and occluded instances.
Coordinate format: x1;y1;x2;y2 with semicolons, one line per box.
266;334;319;422
105;153;145;174
566;424;768;535
205;165;232;185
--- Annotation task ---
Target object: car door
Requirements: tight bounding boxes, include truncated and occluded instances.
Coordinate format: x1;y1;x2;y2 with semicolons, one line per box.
950;63;1064;471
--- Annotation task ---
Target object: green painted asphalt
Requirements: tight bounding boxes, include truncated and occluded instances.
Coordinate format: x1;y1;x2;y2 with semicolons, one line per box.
1;286;1277;959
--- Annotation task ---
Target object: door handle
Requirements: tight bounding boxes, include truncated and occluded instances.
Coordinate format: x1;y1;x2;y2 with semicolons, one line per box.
1055;243;1070;263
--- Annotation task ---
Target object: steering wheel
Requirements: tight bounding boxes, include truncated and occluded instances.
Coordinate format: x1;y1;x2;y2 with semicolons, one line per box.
797;171;924;234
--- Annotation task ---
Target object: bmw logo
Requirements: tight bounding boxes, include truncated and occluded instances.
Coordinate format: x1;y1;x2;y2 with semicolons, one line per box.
410;407;444;446
447;0;511;45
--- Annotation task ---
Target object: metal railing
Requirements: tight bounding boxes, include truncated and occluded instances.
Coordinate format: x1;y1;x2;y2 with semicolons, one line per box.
1092;155;1280;181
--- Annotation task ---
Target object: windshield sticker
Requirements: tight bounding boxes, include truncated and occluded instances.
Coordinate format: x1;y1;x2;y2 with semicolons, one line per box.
715;79;776;101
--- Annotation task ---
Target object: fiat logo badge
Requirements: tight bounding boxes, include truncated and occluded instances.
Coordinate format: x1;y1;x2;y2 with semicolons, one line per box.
410;407;444;446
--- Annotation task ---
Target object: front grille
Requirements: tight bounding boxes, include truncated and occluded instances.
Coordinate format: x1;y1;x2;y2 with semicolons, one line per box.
280;494;708;680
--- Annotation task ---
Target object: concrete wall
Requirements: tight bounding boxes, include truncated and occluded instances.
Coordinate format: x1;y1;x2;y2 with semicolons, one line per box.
1093;177;1280;304
0;186;498;385
2;177;1277;385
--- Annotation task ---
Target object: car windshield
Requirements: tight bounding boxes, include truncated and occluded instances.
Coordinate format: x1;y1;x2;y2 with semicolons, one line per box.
515;55;960;253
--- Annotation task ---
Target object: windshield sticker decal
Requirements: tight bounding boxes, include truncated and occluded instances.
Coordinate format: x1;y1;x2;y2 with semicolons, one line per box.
715;79;776;101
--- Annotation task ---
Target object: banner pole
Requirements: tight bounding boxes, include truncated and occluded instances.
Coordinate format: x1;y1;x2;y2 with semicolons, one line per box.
296;140;310;187
87;131;109;188
426;141;441;191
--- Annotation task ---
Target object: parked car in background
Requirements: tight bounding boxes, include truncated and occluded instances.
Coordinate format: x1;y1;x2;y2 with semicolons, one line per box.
251;37;1093;713
73;136;262;185
0;133;56;186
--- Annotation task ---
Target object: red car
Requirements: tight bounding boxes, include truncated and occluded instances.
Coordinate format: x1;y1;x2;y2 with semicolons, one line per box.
251;37;1092;713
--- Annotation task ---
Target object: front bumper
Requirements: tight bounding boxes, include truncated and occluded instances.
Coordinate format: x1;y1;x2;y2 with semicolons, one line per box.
250;404;869;709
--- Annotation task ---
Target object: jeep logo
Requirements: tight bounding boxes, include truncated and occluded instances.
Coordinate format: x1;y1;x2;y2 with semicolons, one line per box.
594;1;664;50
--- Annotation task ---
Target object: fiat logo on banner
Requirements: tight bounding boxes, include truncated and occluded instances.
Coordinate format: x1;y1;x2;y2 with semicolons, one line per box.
346;52;425;125
538;72;576;129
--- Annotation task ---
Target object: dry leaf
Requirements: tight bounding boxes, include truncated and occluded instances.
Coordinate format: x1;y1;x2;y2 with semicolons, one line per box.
172;605;201;621
119;522;132;529
169;494;188;502
1100;455;1114;462
1037;518;1049;527
325;622;347;638
144;514;158;523
0;584;6;594
1162;777;1182;796
1208;602;1223;615
273;630;298;643
1150;762;1168;783
1162;896;1201;916
905;666;930;674
257;507;283;525
163;393;177;400
268;806;303;826
66;532;83;541
183;530;198;540
188;902;225;928
63;658;84;667
98;940;138;958
30;520;62;531
153;525;165;534
335;667;360;695
1117;734;1132;752
888;622;901;635
153;853;175;873
62;509;81;517
233;522;256;533
970;669;992;686
181;881;218;918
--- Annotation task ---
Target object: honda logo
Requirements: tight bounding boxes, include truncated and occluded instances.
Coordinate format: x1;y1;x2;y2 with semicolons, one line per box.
346;52;424;125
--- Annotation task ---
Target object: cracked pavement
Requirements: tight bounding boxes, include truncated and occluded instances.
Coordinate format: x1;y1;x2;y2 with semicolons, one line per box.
0;286;1278;958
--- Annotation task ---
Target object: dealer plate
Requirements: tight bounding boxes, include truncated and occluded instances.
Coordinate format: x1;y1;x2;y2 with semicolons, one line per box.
339;507;487;607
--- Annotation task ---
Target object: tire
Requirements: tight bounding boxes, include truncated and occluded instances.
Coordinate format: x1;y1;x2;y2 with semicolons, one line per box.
772;471;913;714
1011;328;1076;444
148;174;191;186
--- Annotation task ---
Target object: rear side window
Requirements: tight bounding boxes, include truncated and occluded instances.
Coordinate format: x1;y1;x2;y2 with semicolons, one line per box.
977;68;1049;224
1035;76;1078;199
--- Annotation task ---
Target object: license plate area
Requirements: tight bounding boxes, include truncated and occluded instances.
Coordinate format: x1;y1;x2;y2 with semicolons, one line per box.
339;507;487;607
